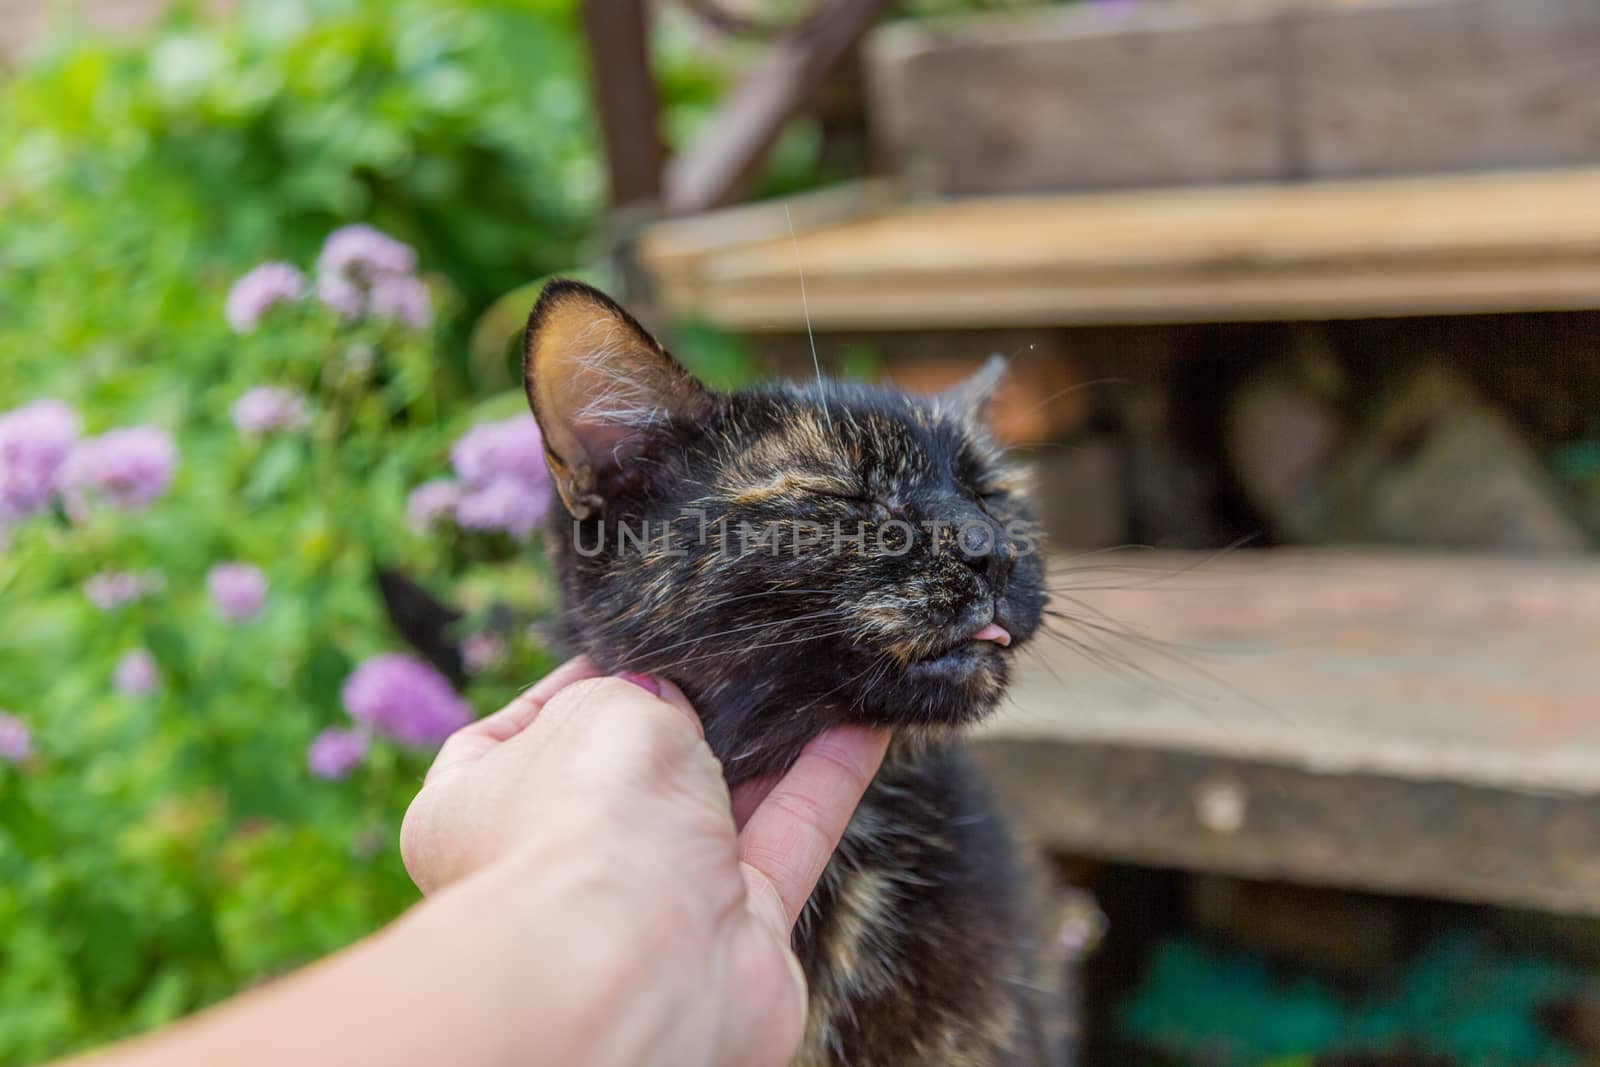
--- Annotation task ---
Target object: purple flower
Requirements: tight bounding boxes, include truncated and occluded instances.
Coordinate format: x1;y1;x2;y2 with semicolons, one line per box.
231;386;310;436
84;569;164;610
207;562;268;622
341;653;471;747
315;273;366;320
405;416;555;542
65;427;177;511
313;225;430;328
318;225;417;280
462;633;505;675
449;417;547;488
455;478;551;541
0;399;79;524
0;712;32;765
225;262;306;333
367;273;432;329
114;649;160;695
307;727;369;780
406;479;461;531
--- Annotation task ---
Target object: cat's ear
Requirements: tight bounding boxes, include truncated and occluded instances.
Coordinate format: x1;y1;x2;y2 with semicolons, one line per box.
523;279;711;518
374;567;465;687
938;354;1007;421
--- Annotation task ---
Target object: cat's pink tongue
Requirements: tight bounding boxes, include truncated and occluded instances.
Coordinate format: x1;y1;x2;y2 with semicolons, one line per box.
972;623;1012;647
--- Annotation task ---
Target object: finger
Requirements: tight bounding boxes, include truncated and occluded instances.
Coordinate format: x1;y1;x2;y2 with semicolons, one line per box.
628;674;705;740
425;656;602;781
540;671;705;740
481;656;606;741
737;726;890;931
730;771;781;832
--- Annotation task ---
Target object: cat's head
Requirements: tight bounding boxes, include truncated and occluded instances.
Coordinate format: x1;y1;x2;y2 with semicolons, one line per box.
524;280;1045;778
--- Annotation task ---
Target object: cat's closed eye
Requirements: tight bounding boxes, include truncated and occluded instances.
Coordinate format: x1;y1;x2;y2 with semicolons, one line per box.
757;474;890;515
825;487;912;523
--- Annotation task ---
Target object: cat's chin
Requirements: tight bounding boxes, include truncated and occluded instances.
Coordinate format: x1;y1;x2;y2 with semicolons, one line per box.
889;643;1010;727
903;641;1004;687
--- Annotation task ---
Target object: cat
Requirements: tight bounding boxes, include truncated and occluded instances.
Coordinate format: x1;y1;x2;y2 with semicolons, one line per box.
522;279;1059;1066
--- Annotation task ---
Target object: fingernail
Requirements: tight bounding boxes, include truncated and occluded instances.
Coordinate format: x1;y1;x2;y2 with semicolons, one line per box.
616;671;661;697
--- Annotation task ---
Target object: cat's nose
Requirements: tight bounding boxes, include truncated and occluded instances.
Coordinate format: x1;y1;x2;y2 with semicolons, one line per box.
952;515;1014;588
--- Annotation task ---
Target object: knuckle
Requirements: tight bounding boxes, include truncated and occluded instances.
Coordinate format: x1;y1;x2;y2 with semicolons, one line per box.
803;740;872;795
539;677;648;739
547;676;692;741
766;788;832;838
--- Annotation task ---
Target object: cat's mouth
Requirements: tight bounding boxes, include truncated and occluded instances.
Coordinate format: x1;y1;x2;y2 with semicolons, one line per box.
971;623;1012;647
903;621;1012;683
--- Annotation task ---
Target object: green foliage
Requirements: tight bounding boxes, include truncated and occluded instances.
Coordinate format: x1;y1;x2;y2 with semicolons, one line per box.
0;1;642;1059
1;0;604;322
1118;933;1589;1066
0;279;561;1061
667;318;766;391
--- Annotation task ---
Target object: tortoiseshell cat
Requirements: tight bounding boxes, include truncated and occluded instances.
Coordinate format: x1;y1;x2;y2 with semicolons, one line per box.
523;280;1058;1066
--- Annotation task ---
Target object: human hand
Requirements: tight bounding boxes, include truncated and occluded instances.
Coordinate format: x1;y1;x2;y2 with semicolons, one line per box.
399;657;890;1067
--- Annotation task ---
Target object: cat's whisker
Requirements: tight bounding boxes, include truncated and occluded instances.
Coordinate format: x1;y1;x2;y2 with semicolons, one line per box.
1040;609;1266;719
1037;622;1201;707
787;653;893;721
1022;644;1071;691
785;203;832;435
1046;606;1239;680
591;586;840;661
1045;595;1146;632
643;626;859;675
1015;376;1130;419
847;652;898;716
616;608;840;665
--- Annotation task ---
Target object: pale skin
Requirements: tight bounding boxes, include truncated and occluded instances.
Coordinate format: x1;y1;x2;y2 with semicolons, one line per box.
64;657;891;1067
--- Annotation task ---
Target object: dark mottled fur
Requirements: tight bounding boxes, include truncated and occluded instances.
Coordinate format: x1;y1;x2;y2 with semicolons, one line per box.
524;280;1059;1066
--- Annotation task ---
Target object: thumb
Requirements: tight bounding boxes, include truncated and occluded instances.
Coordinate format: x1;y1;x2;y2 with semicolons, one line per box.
614;671;705;740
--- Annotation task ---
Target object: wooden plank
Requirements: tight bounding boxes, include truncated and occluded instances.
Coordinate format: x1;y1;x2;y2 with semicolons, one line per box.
664;0;894;215
974;740;1600;916
977;549;1600;912
583;0;665;208
868;3;1286;194
866;0;1600;195
1298;0;1600;179
636;167;1600;328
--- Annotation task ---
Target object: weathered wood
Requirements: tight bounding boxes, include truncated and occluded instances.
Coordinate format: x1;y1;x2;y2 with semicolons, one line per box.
866;0;1600;195
637;167;1600;329
974;739;1600;916
664;0;892;215
583;0;666;208
869;4;1286;194
979;549;1600;913
1298;0;1600;179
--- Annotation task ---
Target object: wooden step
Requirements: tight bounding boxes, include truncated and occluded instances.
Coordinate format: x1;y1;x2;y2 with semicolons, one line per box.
635;167;1600;329
867;0;1600;195
978;549;1600;913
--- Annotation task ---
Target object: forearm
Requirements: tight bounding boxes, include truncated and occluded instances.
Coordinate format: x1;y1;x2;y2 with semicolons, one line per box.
65;845;657;1067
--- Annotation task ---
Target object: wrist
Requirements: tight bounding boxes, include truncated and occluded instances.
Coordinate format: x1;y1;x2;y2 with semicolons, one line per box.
418;829;707;1067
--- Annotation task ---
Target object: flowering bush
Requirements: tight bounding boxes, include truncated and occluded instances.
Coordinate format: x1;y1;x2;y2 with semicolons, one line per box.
0;1;770;1059
406;415;556;541
0;199;569;1067
341;653;473;748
